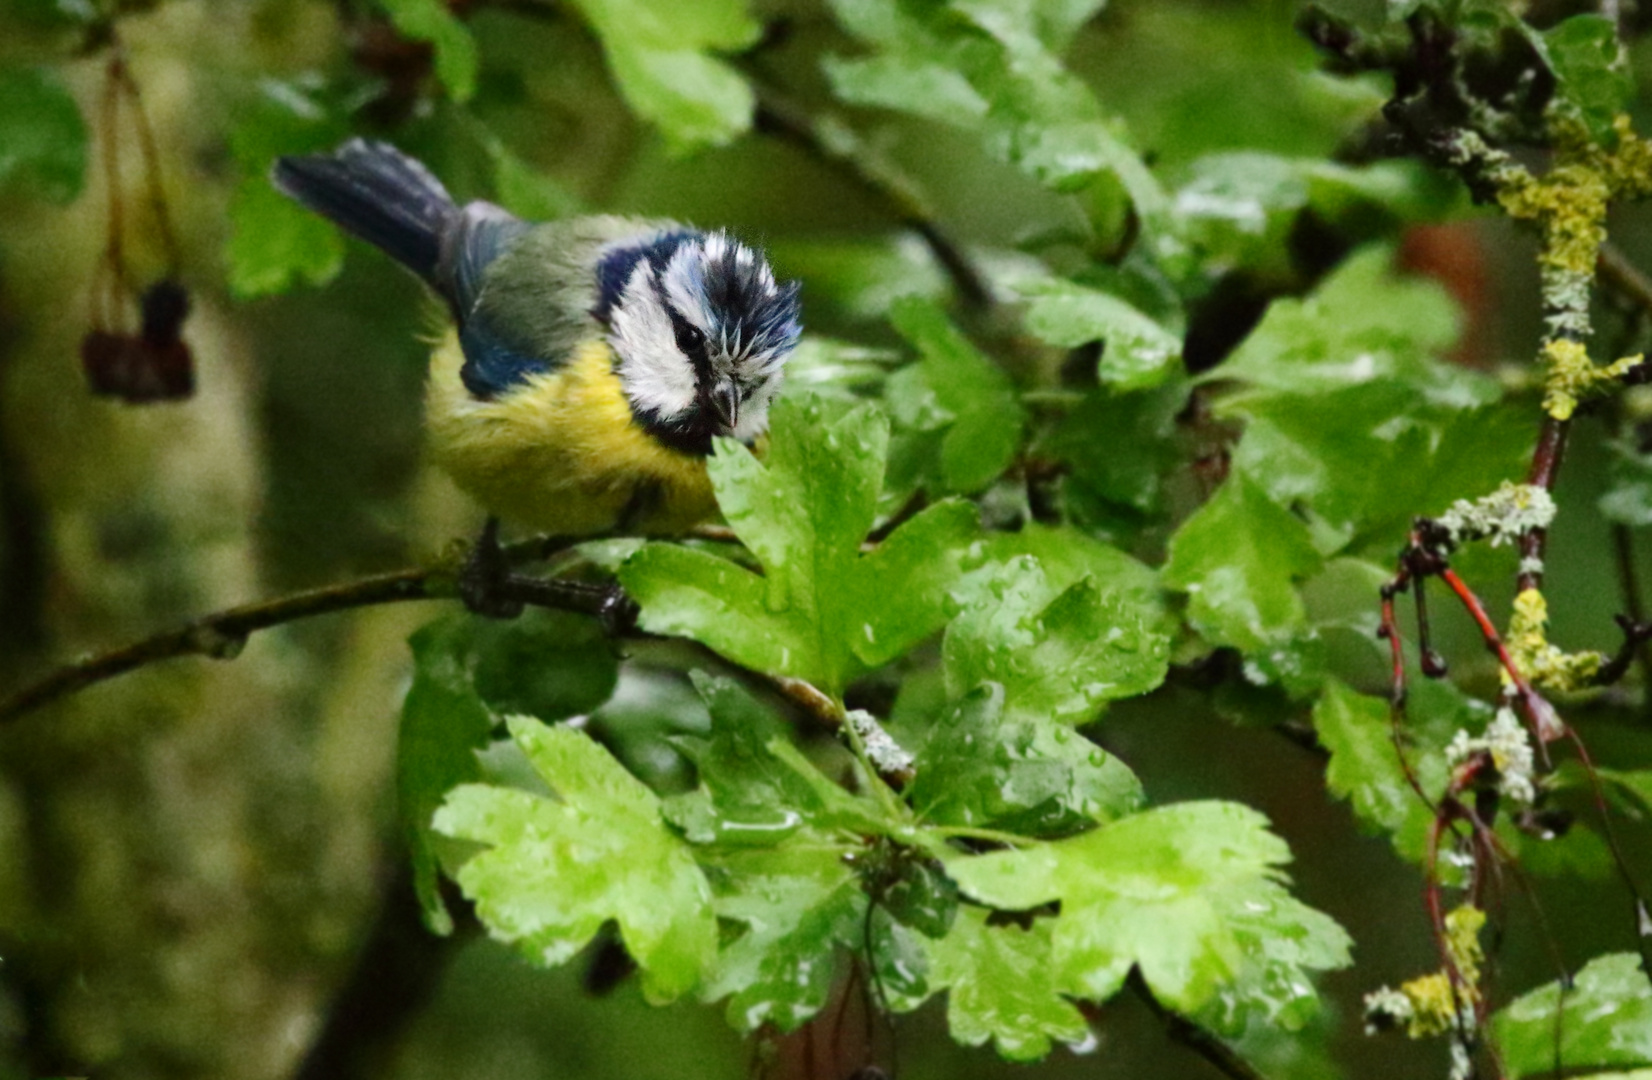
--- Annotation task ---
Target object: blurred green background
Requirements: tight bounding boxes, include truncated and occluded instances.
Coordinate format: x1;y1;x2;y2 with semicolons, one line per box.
1;0;1650;1078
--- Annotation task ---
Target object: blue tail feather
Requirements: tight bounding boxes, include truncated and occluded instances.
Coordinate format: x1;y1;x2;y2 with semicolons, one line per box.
271;139;455;288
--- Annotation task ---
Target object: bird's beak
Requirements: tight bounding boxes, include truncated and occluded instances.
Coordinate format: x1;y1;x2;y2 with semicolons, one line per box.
711;380;740;433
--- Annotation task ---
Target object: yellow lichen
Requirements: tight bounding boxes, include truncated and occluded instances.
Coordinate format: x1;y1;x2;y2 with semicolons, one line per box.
1444;905;1486;989
1601;115;1652;199
1505;588;1603;691
1497;161;1609;279
1541;339;1645;420
1384;906;1488;1039
1396;972;1458;1037
1477;115;1652;345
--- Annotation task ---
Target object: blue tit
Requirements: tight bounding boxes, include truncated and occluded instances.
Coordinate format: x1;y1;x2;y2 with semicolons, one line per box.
271;139;802;537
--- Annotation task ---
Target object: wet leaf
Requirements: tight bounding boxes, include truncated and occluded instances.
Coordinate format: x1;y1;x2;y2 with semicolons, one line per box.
434;718;717;1002
944;801;1351;1014
621;395;978;696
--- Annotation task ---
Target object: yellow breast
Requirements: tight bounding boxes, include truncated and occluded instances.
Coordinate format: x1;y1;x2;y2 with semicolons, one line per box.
424;330;716;535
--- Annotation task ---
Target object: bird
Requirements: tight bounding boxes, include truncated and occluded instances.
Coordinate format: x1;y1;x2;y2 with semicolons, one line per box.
271;139;802;613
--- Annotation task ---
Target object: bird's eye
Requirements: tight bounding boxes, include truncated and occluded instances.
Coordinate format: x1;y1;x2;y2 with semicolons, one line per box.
674;322;705;356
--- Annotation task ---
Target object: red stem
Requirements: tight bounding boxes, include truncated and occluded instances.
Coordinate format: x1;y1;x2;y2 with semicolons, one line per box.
1517;417;1569;593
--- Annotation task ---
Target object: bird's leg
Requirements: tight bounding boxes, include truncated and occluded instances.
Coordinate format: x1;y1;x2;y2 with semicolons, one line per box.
458;516;525;619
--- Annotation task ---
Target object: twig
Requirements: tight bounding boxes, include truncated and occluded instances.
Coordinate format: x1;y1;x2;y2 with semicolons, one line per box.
0;535;575;725
0;568;438;725
1518;417;1570;593
749;90;995;314
1598;243;1652;316
1125;971;1272;1080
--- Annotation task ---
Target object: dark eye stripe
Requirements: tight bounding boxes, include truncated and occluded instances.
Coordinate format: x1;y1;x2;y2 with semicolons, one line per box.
665;306;712;378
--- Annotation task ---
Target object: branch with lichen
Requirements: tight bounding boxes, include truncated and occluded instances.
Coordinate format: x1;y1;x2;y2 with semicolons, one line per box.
1442;115;1652;612
1365;905;1488;1041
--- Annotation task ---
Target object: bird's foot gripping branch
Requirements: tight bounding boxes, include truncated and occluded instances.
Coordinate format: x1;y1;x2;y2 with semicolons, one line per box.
399;394;1352;1064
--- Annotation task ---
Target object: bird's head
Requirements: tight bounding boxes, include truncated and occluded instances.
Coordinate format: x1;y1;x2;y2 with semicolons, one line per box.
604;231;801;455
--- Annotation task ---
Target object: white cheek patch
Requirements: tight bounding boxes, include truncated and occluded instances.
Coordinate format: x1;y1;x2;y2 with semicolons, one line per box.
609;263;695;419
732;374;782;442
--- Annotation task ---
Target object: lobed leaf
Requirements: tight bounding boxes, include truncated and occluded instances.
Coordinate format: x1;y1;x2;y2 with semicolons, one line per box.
1162;470;1324;693
664;673;832;846
1312;679;1440;862
1017;278;1182;389
1527;15;1633;146
563;0;759;151
943;556;1169;726
907;683;1143;836
944;801;1351;1015
898;906;1091;1061
1494;952;1652;1078
823;0;1176;261
886;296;1025;494
701;842;864;1032
399;612;619;932
621;396;977;696
434;718;717;1002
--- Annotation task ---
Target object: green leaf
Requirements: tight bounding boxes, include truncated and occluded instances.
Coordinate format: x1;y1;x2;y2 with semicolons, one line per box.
1214;245;1467;396
978;523;1166;623
1312;679;1441;863
944;557;1169;725
226;79;348;297
434;717;717;1002
379;0;478;101
823;0;1176;263
621;396;978;697
399;617;495;934
0;66;88;203
822;54;989;127
1227;382;1532;556
1017;278;1182;389
945;801;1351;1014
564;0;759;151
1530;15;1633;146
887;296;1025;493
701;840;863;1032
1162;471;1324;691
664;673;830;845
398;611;619;933
1495;952;1652;1079
1043;383;1189;518
901;905;1090;1061
482;134;583;221
907;683;1144;836
880;856;959;939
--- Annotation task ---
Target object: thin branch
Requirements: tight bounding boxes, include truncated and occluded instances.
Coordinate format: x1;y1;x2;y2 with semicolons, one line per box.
1125;971;1272;1080
0;535;579;725
1598;243;1652;316
749;89;995;314
0;567;439;725
1518;417;1570;594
